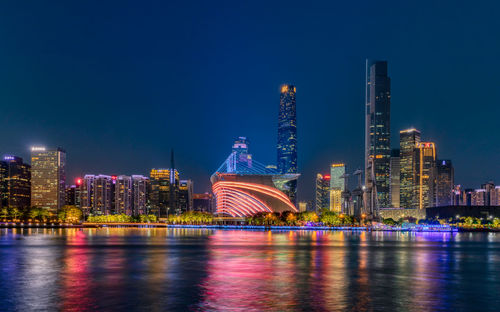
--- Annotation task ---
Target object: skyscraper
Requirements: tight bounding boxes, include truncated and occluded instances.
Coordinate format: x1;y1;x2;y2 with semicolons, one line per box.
415;142;437;209
399;129;421;208
435;160;454;207
330;163;345;213
365;60;391;210
149;168;179;218
315;173;330;211
178;179;193;213
1;156;31;209
389;149;400;208
277;84;297;204
30;147;66;211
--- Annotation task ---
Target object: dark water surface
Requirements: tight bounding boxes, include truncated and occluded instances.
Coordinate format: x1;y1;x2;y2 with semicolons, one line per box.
0;228;499;311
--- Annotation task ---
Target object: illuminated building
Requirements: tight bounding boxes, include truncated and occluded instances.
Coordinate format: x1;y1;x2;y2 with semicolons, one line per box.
330;163;345;213
0;161;6;208
482;181;496;206
132;175;149;215
491;186;500;206
365;60;391;209
193;193;213;212
298;201;307;212
115;175;132;215
30;147;66;211
149;168;179;218
389;149;400;208
178;179;193;213
415;142;436;209
315;173;330;211
471;189;486;206
93;175;114;214
399;129;421;208
277;84;298;204
212;138;299;217
65;185;77;206
0;156;31;209
435;160;454;207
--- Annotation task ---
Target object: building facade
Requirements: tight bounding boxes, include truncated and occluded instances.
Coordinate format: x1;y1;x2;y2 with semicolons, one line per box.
389;149;400;208
315;173;330;211
365;60;391;209
178;179;193;214
132;175;149;215
415;142;437;209
115;175;132;215
330;163;345;213
192;193;213;213
277;84;298;204
399;129;421;208
0;156;31;209
149;168;179;218
30;147;66;211
435;160;454;207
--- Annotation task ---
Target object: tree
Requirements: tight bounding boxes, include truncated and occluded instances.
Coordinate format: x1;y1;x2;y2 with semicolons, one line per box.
9;207;21;221
0;208;8;220
383;218;396;226
493;218;500;227
58;205;83;223
300;211;319;223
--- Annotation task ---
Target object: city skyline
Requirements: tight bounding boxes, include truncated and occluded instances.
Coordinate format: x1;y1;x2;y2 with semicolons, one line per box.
1;2;499;201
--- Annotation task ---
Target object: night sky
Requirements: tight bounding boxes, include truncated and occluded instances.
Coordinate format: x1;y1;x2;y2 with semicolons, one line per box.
1;1;499;200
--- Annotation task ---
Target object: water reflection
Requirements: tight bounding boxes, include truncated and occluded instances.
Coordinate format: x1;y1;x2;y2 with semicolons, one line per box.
0;229;498;311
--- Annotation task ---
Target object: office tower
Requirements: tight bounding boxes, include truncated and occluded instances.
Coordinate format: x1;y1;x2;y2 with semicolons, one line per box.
30;147;66;211
330;163;345;213
365;60;391;209
399;129;421;208
132;175;149;215
277;84;298;204
389;149;400;208
80;175;94;216
149;168;179;218
0;156;31;209
452;185;464;206
315;173;330;211
415;142;436;209
65;185;77;205
178;179;193;213
115;175;132;215
192;193;213;212
435;160;454;207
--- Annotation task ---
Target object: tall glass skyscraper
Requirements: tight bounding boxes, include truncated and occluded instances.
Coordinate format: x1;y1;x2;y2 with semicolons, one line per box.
277;84;297;204
365;60;391;209
399;129;421;208
30;147;66;211
330;163;345;213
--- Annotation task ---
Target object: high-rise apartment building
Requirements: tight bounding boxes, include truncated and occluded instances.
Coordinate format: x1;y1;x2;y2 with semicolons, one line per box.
0;156;31;209
315;173;330;211
399;129;421;208
132;175;149;215
389;149;400;208
115;175;132;215
435;160;454;207
415;142;436;209
330;163;345;213
277;84;298;204
365;60;391;209
30;147;66;211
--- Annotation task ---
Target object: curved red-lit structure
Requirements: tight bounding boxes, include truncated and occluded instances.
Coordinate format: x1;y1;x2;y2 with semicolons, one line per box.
212;180;298;217
211;143;300;217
